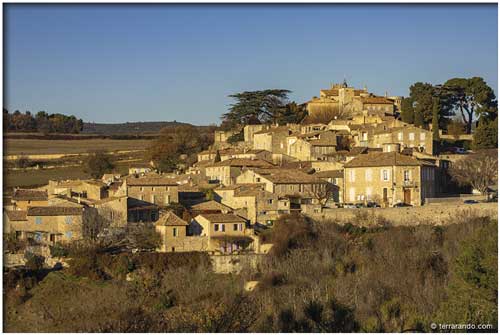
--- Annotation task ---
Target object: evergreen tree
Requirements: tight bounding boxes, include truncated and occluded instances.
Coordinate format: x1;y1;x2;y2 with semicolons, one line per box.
432;97;440;140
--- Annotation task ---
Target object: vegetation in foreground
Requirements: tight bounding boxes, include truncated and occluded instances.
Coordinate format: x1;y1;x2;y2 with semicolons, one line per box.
3;213;497;332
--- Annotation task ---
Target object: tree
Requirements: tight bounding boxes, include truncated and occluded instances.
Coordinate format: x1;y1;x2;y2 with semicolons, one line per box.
447;119;466;139
448;151;498;195
400;97;414;124
221;89;291;128
226;131;244;144
308;183;337;208
443;77;497;134
84;151;115;178
409;82;435;125
472;117;498;150
432;97;440;140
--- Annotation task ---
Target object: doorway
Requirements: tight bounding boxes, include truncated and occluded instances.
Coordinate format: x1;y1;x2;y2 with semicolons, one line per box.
404;189;411;204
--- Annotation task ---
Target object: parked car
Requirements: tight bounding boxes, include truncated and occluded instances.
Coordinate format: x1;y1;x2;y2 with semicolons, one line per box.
463;199;479;204
366;201;381;208
342;203;357;208
393;202;412;207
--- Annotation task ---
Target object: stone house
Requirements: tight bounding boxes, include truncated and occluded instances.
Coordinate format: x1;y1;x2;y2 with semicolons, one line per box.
287;130;339;161
343;146;437;206
314;170;344;203
235;168;328;201
128;165;153;176
127;197;160;223
190;213;255;253
214;184;292;225
197;148;272;163
155;211;208;252
205;158;274;186
371;125;434;155
5;205;89;245
189;200;233;216
253;125;299;155
11;189;48;210
125;176;179;206
244;124;270;143
47;179;108;201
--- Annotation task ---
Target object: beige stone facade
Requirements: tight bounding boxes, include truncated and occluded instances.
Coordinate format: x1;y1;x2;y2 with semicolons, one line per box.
344;151;437;206
205;158;274;185
125;176;179;206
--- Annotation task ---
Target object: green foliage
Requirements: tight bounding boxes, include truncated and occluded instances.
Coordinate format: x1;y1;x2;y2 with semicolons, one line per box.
83;151;115;178
49;243;69;258
3;109;83;133
4;232;27;253
443;77;497;134
400;97;414;124
156;155;179;173
432;97;440;140
226;130;244;144
473;117;498;150
436;221;498;328
447;119;466;139
221;89;292;128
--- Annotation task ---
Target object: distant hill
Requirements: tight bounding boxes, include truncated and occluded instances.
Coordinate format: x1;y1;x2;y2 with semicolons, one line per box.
82;121;194;134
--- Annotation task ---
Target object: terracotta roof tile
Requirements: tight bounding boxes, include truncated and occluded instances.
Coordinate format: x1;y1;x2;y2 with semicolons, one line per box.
126;176;178;186
6;210;28;221
13;189;48;202
344;152;434;168
207;158;274;168
190;200;233;212
27;206;83;216
156;211;188;226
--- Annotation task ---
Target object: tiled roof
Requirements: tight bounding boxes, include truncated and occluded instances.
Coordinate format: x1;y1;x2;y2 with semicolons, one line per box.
190;200;233;212
253;168;326;184
361;97;395;104
27;206;83;216
207;158;274;168
13;189;48;202
314;170;344;179
254;126;293;135
344;152;434;168
198;213;247;223
6;210;28;221
126;176;178;186
157;211;188;226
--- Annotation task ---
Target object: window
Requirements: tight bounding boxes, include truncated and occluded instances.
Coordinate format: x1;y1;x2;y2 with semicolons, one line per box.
140;187;144;192
214;224;219;232
239;223;243;231
382;170;389;181
35;217;42;225
349;188;356;201
268;199;273;204
404;170;411;181
65;231;73;239
420;132;426;140
151;195;156;203
65;216;72;225
173;227;178;237
409;132;415;141
221;224;225;232
256;177;261;182
349;170;356;182
398;132;403;141
165;195;170;205
365;169;372;182
140;195;144;201
233;224;238;231
151;212;157;221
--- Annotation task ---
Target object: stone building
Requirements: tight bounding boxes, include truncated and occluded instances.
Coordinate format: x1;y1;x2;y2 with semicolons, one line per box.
252;125;299;155
205;158;274;186
370;125;434;155
125;176;179;206
287;130;339;161
155;211;208;252
5;204;89;244
190;213;255;253
306;81;398;121
11;189;48;210
343;146;437;206
236;168;328;200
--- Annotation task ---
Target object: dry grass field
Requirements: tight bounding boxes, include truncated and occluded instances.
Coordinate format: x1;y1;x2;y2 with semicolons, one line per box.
4;138;153;156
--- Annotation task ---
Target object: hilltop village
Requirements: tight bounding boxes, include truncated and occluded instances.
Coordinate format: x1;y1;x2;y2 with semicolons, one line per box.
2;81;492;256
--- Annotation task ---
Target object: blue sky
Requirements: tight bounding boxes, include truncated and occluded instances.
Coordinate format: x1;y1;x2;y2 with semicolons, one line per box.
4;4;498;125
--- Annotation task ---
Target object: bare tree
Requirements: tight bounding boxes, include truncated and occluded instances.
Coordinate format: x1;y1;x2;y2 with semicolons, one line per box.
449;151;498;195
308;183;337;208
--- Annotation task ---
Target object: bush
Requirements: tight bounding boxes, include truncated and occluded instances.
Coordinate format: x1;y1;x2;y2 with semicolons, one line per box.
269;214;316;257
24;252;45;271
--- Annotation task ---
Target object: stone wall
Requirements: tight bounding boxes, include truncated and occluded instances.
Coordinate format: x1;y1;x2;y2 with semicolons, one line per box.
210;253;265;274
308;202;497;226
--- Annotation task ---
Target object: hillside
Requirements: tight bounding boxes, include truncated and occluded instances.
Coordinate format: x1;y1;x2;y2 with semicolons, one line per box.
82;121;193;134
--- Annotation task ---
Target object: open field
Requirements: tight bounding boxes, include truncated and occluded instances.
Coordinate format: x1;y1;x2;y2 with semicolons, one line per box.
3;161;132;190
3;138;153;156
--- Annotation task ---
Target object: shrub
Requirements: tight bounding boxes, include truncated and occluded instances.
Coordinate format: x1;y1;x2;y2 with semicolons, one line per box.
269;214;316;257
24;252;45;271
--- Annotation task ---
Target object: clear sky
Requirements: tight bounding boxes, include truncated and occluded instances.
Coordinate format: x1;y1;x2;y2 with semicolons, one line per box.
4;4;498;125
